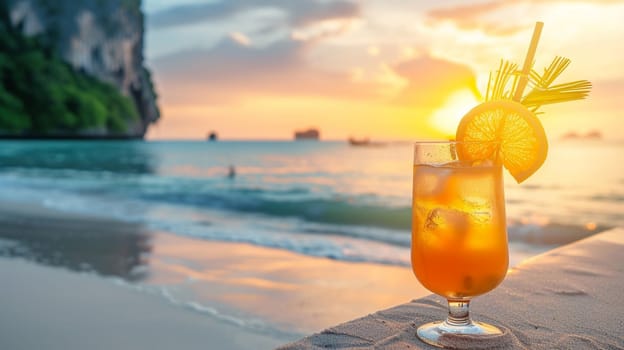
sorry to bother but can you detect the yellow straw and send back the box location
[513,22,544,102]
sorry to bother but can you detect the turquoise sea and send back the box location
[0,139,622,267]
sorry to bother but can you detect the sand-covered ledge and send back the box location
[278,228,624,349]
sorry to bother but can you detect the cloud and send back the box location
[152,36,480,111]
[151,36,377,105]
[537,0,624,3]
[392,55,480,109]
[229,32,251,46]
[428,1,508,20]
[427,0,624,36]
[149,2,481,111]
[148,0,360,29]
[426,1,527,36]
[285,1,360,27]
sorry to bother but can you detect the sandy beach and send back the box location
[0,257,282,350]
[0,200,429,349]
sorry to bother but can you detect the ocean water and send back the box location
[0,140,622,267]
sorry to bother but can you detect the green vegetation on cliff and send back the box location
[0,6,139,136]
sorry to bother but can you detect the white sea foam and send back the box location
[109,276,301,340]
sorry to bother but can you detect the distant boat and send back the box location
[560,130,602,140]
[294,128,320,141]
[348,137,386,147]
[585,130,602,139]
[348,137,370,146]
[560,131,580,140]
[207,131,218,141]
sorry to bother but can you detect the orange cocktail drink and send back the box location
[411,160,508,299]
[409,22,590,348]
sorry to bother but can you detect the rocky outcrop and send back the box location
[6,0,159,137]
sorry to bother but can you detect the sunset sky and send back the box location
[142,0,624,141]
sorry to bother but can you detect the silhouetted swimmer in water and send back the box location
[227,165,236,179]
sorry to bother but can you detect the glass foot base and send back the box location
[417,320,503,348]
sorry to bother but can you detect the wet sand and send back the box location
[0,201,429,349]
[0,257,282,350]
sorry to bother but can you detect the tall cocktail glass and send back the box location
[412,141,508,347]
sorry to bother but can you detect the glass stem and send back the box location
[446,300,472,327]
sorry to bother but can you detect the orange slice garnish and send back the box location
[456,100,548,183]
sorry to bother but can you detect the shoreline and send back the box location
[0,199,430,349]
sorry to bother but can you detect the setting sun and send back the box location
[429,89,480,139]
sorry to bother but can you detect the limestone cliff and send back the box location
[6,0,159,137]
